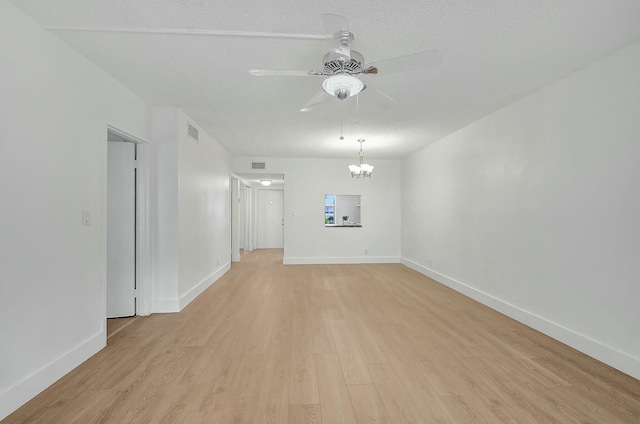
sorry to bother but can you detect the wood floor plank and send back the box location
[549,386,633,424]
[341,311,387,364]
[378,344,462,423]
[315,353,358,424]
[329,319,373,384]
[290,327,320,405]
[289,404,323,424]
[311,317,337,354]
[463,356,586,423]
[4,249,640,424]
[307,282,338,354]
[367,362,426,424]
[212,353,266,423]
[347,384,392,424]
[533,356,640,422]
[253,339,292,424]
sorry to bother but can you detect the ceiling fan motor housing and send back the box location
[322,50,365,75]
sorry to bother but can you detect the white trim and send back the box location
[152,299,181,313]
[283,256,401,265]
[401,257,640,380]
[0,331,105,421]
[135,143,152,316]
[179,262,231,310]
[105,124,151,317]
[106,124,147,144]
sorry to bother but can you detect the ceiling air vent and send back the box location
[251,162,266,170]
[187,123,199,141]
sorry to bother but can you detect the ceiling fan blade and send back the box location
[321,14,351,58]
[372,88,397,106]
[321,14,349,36]
[366,49,442,75]
[300,90,328,112]
[351,86,397,116]
[362,66,378,75]
[249,69,323,77]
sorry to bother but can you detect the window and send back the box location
[325,194,335,224]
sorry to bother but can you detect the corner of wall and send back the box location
[178,262,232,310]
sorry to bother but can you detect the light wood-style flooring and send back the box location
[5,249,640,423]
[107,316,138,339]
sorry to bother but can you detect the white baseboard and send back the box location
[0,331,105,421]
[179,262,231,310]
[283,256,401,265]
[151,299,180,313]
[401,257,640,380]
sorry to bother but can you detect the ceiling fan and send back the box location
[46,14,440,113]
[249,14,442,112]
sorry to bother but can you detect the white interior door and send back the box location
[257,189,284,248]
[239,185,245,250]
[107,141,136,318]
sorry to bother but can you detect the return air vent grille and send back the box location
[187,123,199,141]
[251,162,266,169]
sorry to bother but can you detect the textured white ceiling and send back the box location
[10,0,640,159]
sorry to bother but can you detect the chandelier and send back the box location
[348,139,374,178]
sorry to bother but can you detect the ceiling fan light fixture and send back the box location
[322,74,363,99]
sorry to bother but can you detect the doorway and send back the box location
[230,176,240,262]
[257,189,284,248]
[107,134,137,318]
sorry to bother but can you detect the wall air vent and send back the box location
[187,123,199,141]
[251,162,266,169]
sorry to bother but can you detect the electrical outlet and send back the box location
[364,249,368,255]
[429,258,433,268]
[82,210,91,226]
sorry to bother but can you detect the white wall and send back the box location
[149,107,232,312]
[149,108,180,311]
[177,111,231,307]
[0,2,148,419]
[232,157,402,264]
[401,40,640,379]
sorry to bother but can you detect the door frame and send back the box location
[107,139,136,317]
[103,124,151,330]
[230,176,240,262]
